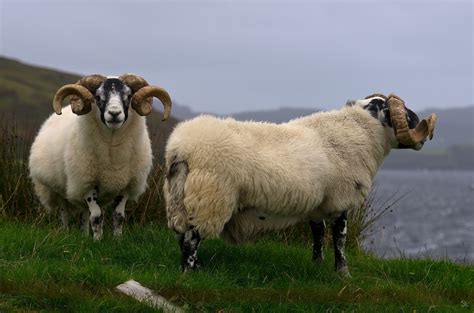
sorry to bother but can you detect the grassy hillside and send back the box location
[0,57,80,119]
[1,220,472,312]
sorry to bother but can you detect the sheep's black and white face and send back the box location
[348,96,423,150]
[95,78,132,130]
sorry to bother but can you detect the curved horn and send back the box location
[53,85,95,115]
[387,94,437,145]
[53,74,106,115]
[131,85,172,119]
[119,74,172,119]
[76,74,107,93]
[119,73,148,91]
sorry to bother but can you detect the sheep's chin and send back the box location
[105,121,124,130]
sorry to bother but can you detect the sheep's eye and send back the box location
[95,96,106,107]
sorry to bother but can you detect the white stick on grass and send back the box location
[116,279,184,313]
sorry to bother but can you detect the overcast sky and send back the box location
[1,0,472,114]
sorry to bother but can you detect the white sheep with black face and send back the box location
[163,93,436,274]
[29,74,172,240]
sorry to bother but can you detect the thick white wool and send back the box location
[164,104,395,242]
[29,104,152,212]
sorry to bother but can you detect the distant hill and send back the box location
[383,145,474,170]
[416,106,474,149]
[169,103,320,123]
[0,57,81,120]
[0,56,179,161]
[165,101,201,120]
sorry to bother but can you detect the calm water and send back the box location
[366,169,474,263]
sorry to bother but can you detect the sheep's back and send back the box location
[166,115,331,216]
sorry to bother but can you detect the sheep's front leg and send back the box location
[84,188,103,241]
[332,211,349,275]
[310,220,325,262]
[113,194,128,237]
[179,227,201,272]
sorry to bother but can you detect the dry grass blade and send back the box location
[347,186,409,249]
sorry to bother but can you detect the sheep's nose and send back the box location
[109,110,121,117]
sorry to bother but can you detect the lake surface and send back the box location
[365,169,474,263]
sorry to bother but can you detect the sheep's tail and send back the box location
[164,157,189,234]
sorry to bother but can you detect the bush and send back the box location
[0,117,40,221]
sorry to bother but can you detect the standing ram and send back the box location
[163,93,436,274]
[29,74,172,240]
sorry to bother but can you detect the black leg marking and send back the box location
[113,195,124,206]
[332,211,349,275]
[113,211,124,227]
[179,228,201,272]
[112,195,127,237]
[92,214,103,226]
[310,220,325,263]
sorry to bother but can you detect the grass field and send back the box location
[1,219,472,312]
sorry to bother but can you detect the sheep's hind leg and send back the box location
[80,210,90,236]
[179,227,201,272]
[56,198,70,230]
[310,220,325,263]
[113,194,128,237]
[60,209,70,230]
[332,211,350,276]
[85,188,103,241]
